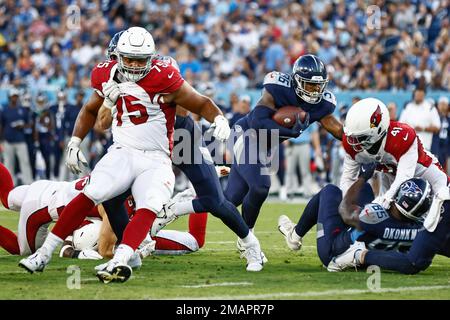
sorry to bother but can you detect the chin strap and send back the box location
[424,186,449,232]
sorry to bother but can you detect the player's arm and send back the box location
[339,162,377,229]
[320,114,343,141]
[163,82,230,141]
[250,89,309,137]
[340,153,361,195]
[376,138,418,208]
[66,91,104,174]
[164,82,221,123]
[97,204,117,259]
[72,91,104,139]
[95,103,113,131]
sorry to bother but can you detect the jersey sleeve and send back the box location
[320,90,337,116]
[153,62,184,94]
[262,71,291,104]
[340,152,360,195]
[90,61,116,98]
[384,122,417,161]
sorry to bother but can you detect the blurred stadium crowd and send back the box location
[0,0,449,198]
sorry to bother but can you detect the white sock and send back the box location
[41,232,64,255]
[113,244,134,263]
[240,231,257,246]
[173,200,195,217]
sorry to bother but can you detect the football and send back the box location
[272,106,307,128]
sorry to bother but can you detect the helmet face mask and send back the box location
[293,74,328,104]
[118,54,153,82]
[346,133,373,152]
[394,179,432,222]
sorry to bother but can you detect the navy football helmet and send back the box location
[292,54,328,104]
[107,30,124,60]
[394,178,432,222]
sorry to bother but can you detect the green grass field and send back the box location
[0,203,449,300]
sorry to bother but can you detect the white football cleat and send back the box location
[127,252,142,270]
[19,247,51,273]
[138,239,156,258]
[327,241,366,272]
[241,241,264,272]
[237,237,268,263]
[172,187,196,203]
[151,203,178,236]
[278,215,302,251]
[96,259,132,284]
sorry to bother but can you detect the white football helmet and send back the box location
[116,27,156,82]
[344,98,390,152]
[72,220,102,251]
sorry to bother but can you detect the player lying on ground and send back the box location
[0,162,207,263]
[328,166,450,274]
[278,164,450,273]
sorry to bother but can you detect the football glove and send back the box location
[102,80,121,105]
[373,195,392,210]
[65,136,88,175]
[211,115,231,141]
[358,162,377,181]
[292,112,310,136]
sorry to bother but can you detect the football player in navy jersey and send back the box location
[278,163,450,274]
[224,54,343,251]
[329,168,450,274]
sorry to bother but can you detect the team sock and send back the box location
[0,225,20,254]
[121,208,156,250]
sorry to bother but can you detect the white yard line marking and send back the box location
[208,241,235,244]
[166,284,450,300]
[180,282,253,289]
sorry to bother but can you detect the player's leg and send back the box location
[0,226,20,254]
[239,163,271,229]
[223,163,249,207]
[189,163,249,239]
[101,189,132,242]
[315,184,352,266]
[19,148,135,272]
[16,142,33,184]
[98,159,175,283]
[0,162,15,208]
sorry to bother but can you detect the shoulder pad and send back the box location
[263,71,291,88]
[359,203,390,224]
[322,90,337,106]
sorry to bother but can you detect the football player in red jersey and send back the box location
[340,97,449,212]
[18,27,263,283]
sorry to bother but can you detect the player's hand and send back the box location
[102,80,121,105]
[292,112,310,136]
[78,249,103,260]
[65,136,88,175]
[373,196,392,210]
[211,115,231,141]
[358,162,377,181]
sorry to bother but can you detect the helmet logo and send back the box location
[370,105,382,128]
[400,181,421,194]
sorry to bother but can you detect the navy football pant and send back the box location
[103,162,250,242]
[178,162,249,238]
[224,162,271,229]
[294,183,375,265]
